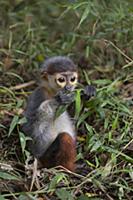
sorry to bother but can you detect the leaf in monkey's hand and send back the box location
[55,105,68,119]
[75,89,82,119]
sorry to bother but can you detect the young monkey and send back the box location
[22,56,78,171]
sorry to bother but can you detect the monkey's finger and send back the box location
[60,94,75,105]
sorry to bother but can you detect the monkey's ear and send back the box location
[40,71,48,79]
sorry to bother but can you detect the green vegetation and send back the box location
[0,0,133,199]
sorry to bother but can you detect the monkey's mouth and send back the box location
[64,85,76,92]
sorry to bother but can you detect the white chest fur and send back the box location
[51,111,75,139]
[33,111,75,157]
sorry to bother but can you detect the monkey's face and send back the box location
[48,71,78,93]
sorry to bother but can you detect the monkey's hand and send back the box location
[82,85,96,101]
[55,89,75,105]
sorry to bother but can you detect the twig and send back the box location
[30,158,40,191]
[10,80,36,90]
[104,40,133,62]
[53,165,85,179]
[0,162,13,171]
[92,18,99,36]
[123,60,133,69]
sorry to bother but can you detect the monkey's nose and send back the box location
[65,85,72,91]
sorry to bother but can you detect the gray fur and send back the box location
[22,89,76,158]
[22,56,77,159]
[41,56,77,74]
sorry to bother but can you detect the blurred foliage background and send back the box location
[0,0,133,200]
[0,0,133,73]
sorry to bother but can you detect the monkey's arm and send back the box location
[37,87,75,121]
[24,87,46,118]
[23,98,58,158]
[22,87,46,134]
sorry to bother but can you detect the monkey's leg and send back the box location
[39,133,76,172]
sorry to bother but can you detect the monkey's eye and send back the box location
[57,77,65,83]
[70,76,76,82]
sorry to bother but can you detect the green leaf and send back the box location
[19,132,26,153]
[77,194,100,200]
[0,172,19,181]
[85,123,95,136]
[75,89,82,119]
[49,173,67,192]
[16,99,24,108]
[101,163,112,178]
[86,160,95,168]
[90,141,102,152]
[77,194,90,200]
[18,194,31,200]
[0,124,6,129]
[19,132,32,153]
[56,188,74,200]
[78,4,90,28]
[77,111,90,128]
[0,195,6,200]
[18,117,27,125]
[8,115,19,136]
[112,114,119,130]
[55,105,68,119]
[119,104,131,115]
[83,70,91,84]
[93,79,112,86]
[120,152,133,163]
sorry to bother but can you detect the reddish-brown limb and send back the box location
[39,132,76,172]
